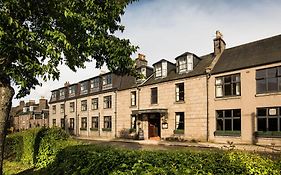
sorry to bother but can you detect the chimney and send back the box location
[64,81,70,87]
[19,101,25,107]
[29,100,35,106]
[39,97,47,110]
[135,53,148,68]
[213,30,226,56]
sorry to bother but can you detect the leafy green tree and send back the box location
[0,0,138,173]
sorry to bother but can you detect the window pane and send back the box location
[233,109,241,117]
[257,108,267,116]
[217,111,223,118]
[224,84,232,96]
[233,119,241,131]
[216,85,223,97]
[215,78,222,85]
[224,76,231,83]
[279,77,281,91]
[268,78,278,92]
[278,67,281,76]
[225,110,232,118]
[268,118,278,131]
[225,119,232,130]
[232,83,239,96]
[256,79,266,93]
[258,118,267,131]
[233,74,240,82]
[216,119,223,130]
[256,69,266,79]
[267,67,277,78]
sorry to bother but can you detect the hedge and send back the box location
[47,145,281,175]
[4,127,78,169]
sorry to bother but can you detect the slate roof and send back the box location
[211,34,281,74]
[141,54,213,87]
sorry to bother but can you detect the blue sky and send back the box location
[12,0,281,106]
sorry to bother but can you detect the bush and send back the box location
[46,145,281,175]
[4,127,78,169]
[5,128,41,164]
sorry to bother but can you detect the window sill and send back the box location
[80,128,87,131]
[130,105,137,108]
[255,92,281,97]
[214,131,241,137]
[215,96,241,101]
[91,109,98,111]
[255,131,281,138]
[150,103,158,106]
[174,101,185,104]
[102,128,112,132]
[90,128,98,131]
[174,129,184,134]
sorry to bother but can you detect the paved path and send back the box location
[74,137,281,154]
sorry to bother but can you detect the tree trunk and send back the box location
[0,79,14,175]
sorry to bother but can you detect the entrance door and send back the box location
[148,114,160,139]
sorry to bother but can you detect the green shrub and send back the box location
[35,128,77,169]
[5,128,41,164]
[46,145,281,175]
[4,127,78,169]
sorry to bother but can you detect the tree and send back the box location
[0,0,138,173]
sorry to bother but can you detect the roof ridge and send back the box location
[224,34,281,52]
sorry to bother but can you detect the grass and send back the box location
[3,161,32,175]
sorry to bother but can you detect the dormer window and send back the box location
[59,89,65,99]
[51,91,57,101]
[69,85,76,97]
[102,74,112,90]
[176,54,194,73]
[141,67,146,77]
[90,78,100,92]
[154,61,168,78]
[155,64,162,78]
[80,82,88,95]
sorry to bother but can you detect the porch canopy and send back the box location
[132,108,168,115]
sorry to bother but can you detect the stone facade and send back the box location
[208,62,281,145]
[11,98,49,131]
[49,33,281,145]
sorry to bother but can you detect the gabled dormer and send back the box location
[152,59,175,78]
[175,52,200,74]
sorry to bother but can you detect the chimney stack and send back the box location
[64,81,70,87]
[213,30,226,56]
[19,101,25,107]
[39,97,47,110]
[135,53,148,68]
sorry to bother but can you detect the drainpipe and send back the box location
[137,86,140,133]
[206,72,211,142]
[75,98,79,136]
[114,90,117,138]
[87,103,90,137]
[98,112,100,137]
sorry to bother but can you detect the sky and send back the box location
[12,0,281,106]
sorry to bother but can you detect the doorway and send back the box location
[148,113,160,139]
